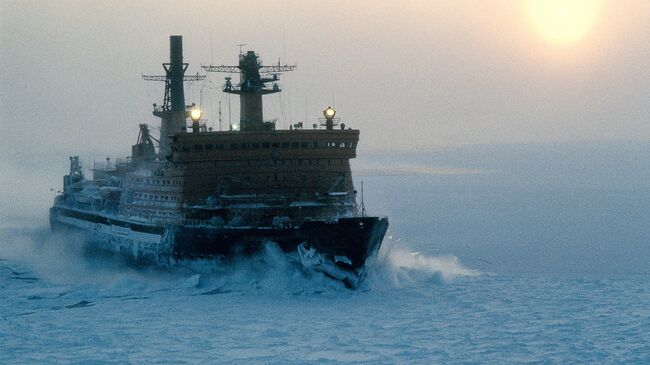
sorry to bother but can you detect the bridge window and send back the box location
[262,143,270,149]
[230,143,238,150]
[205,144,213,150]
[282,142,290,148]
[252,143,260,149]
[194,144,203,151]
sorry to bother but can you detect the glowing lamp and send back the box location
[190,107,202,122]
[323,106,336,119]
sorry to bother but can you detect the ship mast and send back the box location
[143,36,205,156]
[203,52,295,131]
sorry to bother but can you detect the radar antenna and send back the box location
[202,51,295,131]
[236,43,246,55]
[142,72,206,112]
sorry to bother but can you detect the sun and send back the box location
[526,0,602,45]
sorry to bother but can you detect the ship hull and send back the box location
[49,206,388,285]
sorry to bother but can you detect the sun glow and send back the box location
[526,0,602,45]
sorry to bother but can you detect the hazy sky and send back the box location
[1,0,649,156]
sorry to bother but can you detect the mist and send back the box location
[3,2,650,364]
[2,0,650,158]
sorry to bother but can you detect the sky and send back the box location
[1,0,649,157]
[0,0,648,283]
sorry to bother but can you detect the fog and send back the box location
[2,6,650,362]
[1,0,649,157]
[1,1,649,274]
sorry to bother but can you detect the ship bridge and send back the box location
[169,127,359,206]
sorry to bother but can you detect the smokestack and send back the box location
[152,35,188,157]
[169,35,186,113]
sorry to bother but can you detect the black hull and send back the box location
[50,206,388,276]
[174,217,388,270]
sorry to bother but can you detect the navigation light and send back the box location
[323,106,336,119]
[190,107,202,122]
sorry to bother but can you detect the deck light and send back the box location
[323,106,336,119]
[190,107,202,122]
